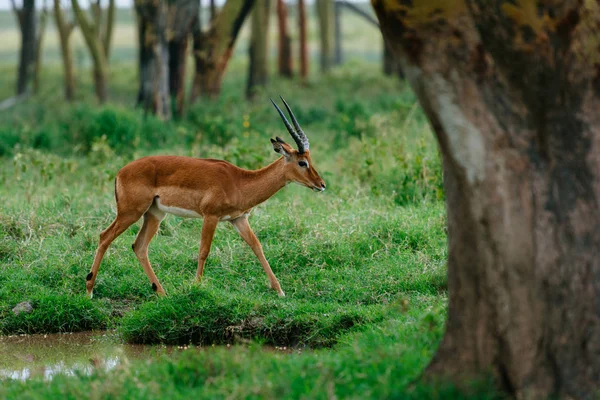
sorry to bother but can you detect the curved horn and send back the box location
[270,98,304,151]
[280,96,309,152]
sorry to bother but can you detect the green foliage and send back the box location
[0,63,446,344]
[0,294,110,334]
[0,303,501,399]
[119,285,384,346]
[0,62,493,398]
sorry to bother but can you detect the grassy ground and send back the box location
[0,17,499,395]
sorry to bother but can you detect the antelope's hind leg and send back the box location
[132,207,166,295]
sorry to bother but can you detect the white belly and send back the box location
[154,198,202,218]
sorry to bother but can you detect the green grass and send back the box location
[0,56,502,397]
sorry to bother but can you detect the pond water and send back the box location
[0,331,181,381]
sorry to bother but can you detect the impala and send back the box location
[86,98,325,298]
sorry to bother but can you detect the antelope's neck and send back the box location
[239,157,287,209]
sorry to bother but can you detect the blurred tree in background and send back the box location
[70,0,115,103]
[53,0,76,100]
[11,0,38,96]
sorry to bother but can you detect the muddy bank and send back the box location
[0,331,177,380]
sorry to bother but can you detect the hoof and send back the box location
[277,290,286,297]
[86,289,93,299]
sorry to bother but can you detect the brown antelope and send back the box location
[86,98,326,298]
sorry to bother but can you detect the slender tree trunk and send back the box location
[298,0,308,80]
[14,0,37,95]
[135,0,170,120]
[246,0,270,99]
[54,0,76,101]
[190,0,255,101]
[71,0,113,103]
[316,0,333,72]
[333,0,341,66]
[33,0,47,94]
[276,0,292,77]
[373,1,600,398]
[103,0,115,59]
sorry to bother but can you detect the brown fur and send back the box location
[86,143,325,298]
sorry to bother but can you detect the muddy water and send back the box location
[0,331,180,381]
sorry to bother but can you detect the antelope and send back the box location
[86,98,326,298]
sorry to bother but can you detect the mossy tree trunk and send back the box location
[54,0,76,101]
[246,0,271,99]
[11,0,37,95]
[190,0,255,101]
[372,0,600,398]
[316,0,333,72]
[71,0,115,103]
[276,0,292,78]
[135,0,170,120]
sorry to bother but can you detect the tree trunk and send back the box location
[103,0,115,59]
[54,0,76,101]
[276,0,292,77]
[316,0,333,72]
[71,0,113,103]
[246,0,270,99]
[135,0,170,120]
[298,0,308,80]
[14,0,37,95]
[33,0,48,94]
[166,0,198,117]
[372,1,600,398]
[209,0,216,22]
[92,64,108,103]
[190,0,255,102]
[190,12,206,102]
[382,41,402,79]
[333,0,341,66]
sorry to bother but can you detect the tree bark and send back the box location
[190,0,255,101]
[246,0,270,99]
[298,0,308,80]
[135,0,170,120]
[316,0,333,72]
[372,0,600,398]
[276,0,292,77]
[13,0,37,95]
[54,0,76,101]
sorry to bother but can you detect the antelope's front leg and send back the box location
[231,216,285,297]
[195,216,219,282]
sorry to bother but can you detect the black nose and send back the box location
[321,183,326,189]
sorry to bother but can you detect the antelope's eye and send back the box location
[298,161,308,168]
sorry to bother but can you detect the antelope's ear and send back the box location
[271,138,291,159]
